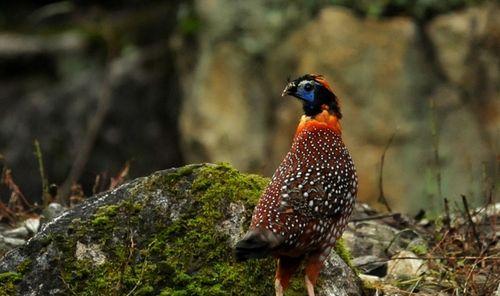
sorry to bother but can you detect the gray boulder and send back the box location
[0,164,362,295]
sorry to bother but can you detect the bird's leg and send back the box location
[305,274,315,296]
[304,253,325,296]
[275,278,284,296]
[275,256,303,296]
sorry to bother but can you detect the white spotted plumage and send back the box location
[251,124,357,257]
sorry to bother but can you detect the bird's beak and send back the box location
[281,81,297,97]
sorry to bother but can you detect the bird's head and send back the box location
[282,74,341,119]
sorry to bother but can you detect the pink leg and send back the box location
[275,256,303,296]
[304,252,327,296]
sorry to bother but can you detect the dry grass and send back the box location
[0,153,130,226]
[419,198,499,295]
[369,195,499,296]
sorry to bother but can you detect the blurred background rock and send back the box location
[0,0,498,214]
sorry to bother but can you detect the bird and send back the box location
[235,74,357,296]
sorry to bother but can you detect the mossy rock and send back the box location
[0,164,362,295]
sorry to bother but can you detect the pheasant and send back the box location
[235,74,357,296]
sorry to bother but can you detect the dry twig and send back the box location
[378,131,397,212]
[461,194,482,251]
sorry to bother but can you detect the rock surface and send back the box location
[0,164,363,296]
[178,3,499,212]
[387,250,427,279]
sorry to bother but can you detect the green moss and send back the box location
[0,272,21,296]
[91,204,119,227]
[0,272,21,282]
[0,258,32,295]
[90,215,111,226]
[0,282,16,296]
[16,259,32,274]
[149,163,277,295]
[409,243,428,256]
[334,238,355,271]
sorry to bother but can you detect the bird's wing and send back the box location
[279,168,351,219]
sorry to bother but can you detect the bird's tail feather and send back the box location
[235,228,284,262]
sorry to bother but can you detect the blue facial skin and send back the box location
[295,83,315,103]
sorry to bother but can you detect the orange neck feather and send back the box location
[295,109,342,137]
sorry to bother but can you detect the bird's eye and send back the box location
[304,83,313,92]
